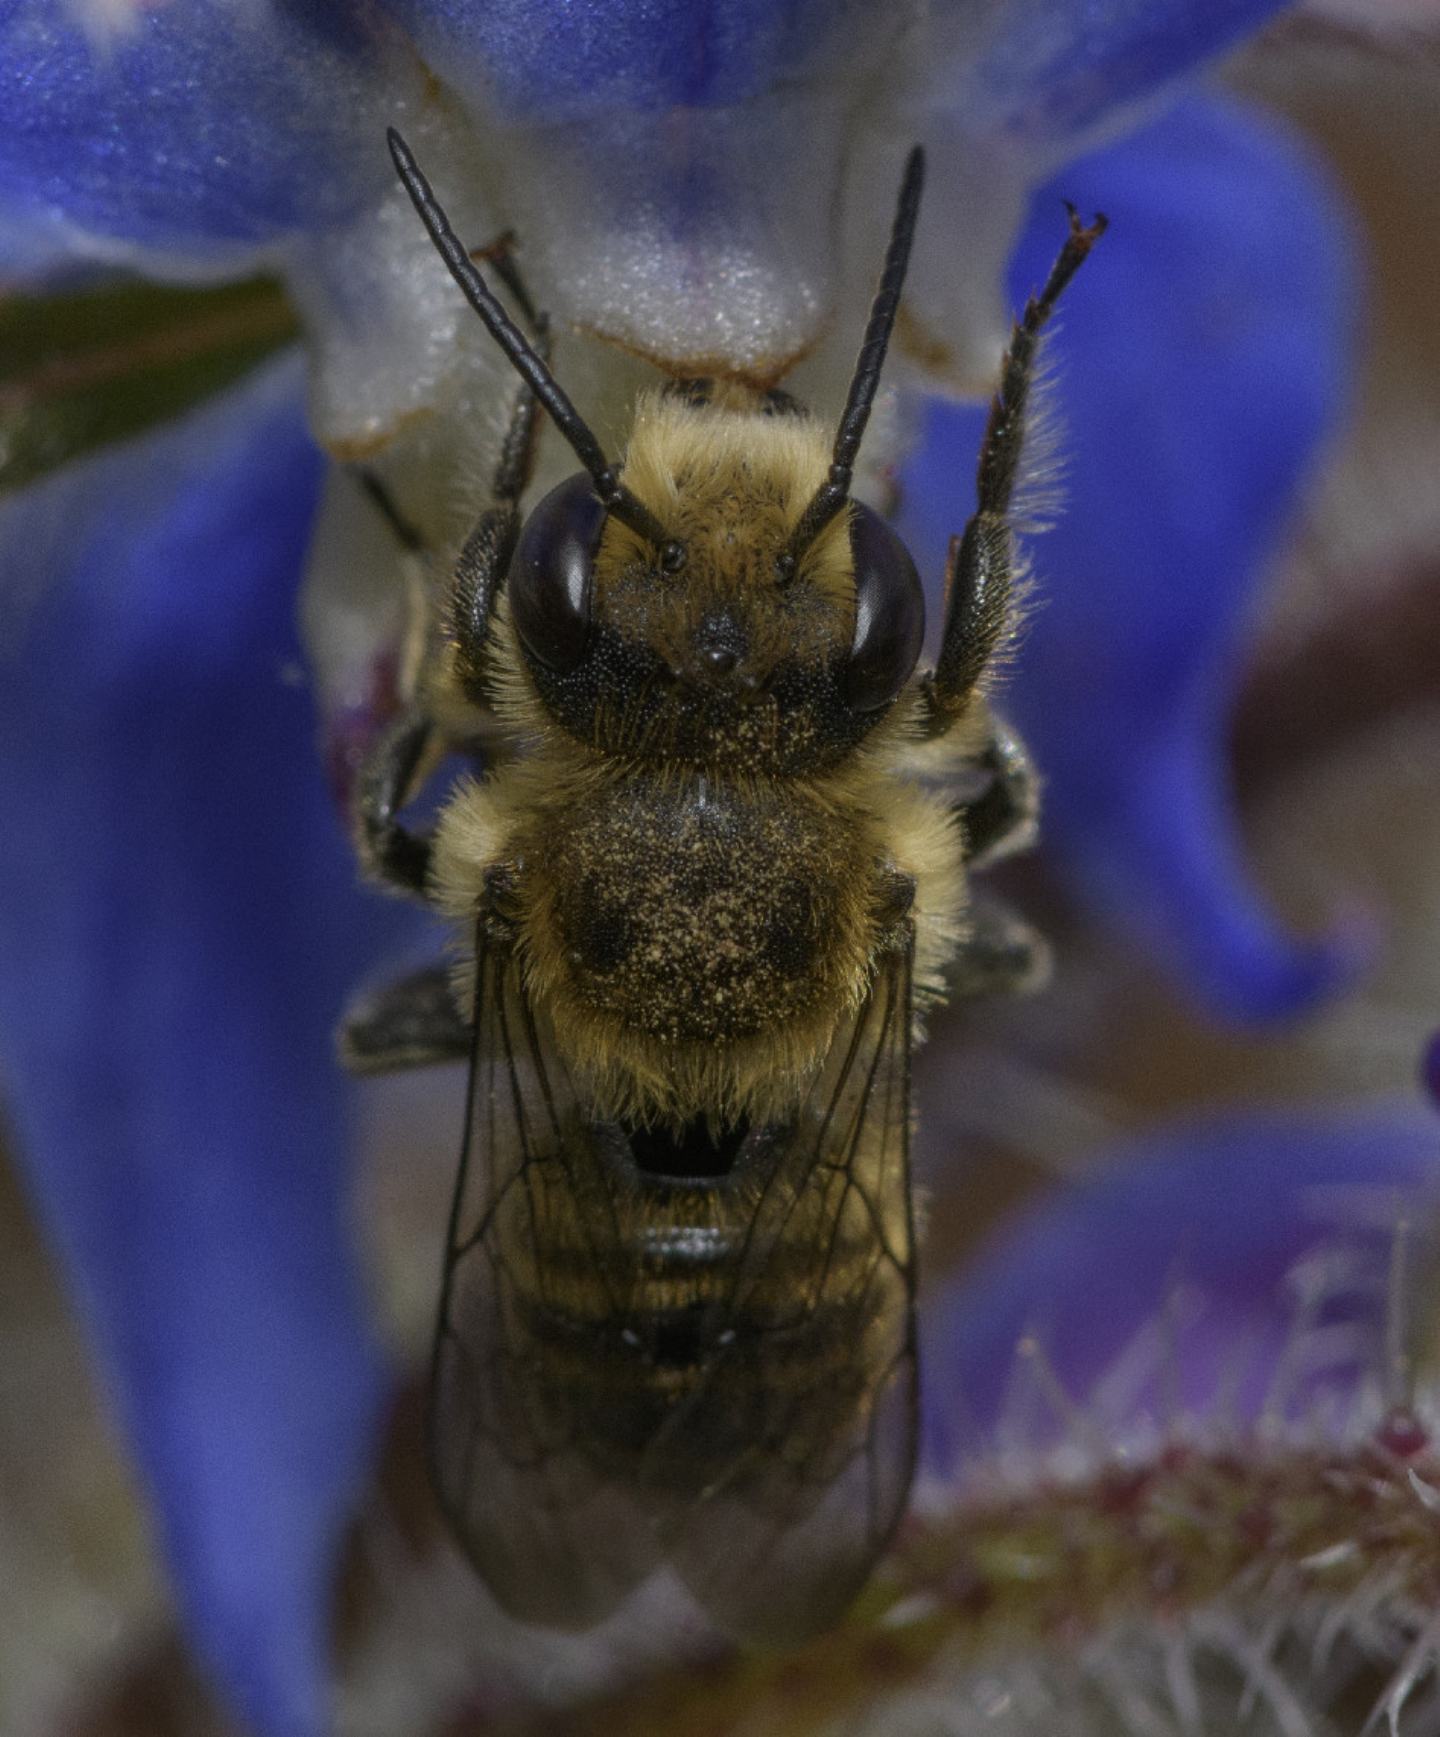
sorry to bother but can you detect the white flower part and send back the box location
[282,96,513,465]
[283,0,1105,467]
[63,0,150,46]
[897,154,1027,400]
[299,465,414,733]
[474,90,850,381]
[400,4,933,381]
[839,122,1030,400]
[289,0,1104,759]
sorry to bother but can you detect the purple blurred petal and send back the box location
[960,0,1293,140]
[0,195,91,282]
[378,0,866,120]
[374,2,1294,379]
[0,358,405,1737]
[381,0,1288,130]
[0,1,401,267]
[922,1103,1440,1473]
[901,94,1362,1022]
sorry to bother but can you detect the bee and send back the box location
[340,126,1103,1640]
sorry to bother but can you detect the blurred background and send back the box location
[2,14,1439,1737]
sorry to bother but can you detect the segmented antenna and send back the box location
[387,127,675,552]
[783,146,925,571]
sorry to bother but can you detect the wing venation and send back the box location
[429,921,918,1639]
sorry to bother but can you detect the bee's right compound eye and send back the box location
[508,472,606,672]
[841,502,926,712]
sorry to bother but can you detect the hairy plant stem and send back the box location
[466,1416,1440,1737]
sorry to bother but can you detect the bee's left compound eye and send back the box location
[508,472,606,673]
[841,502,926,712]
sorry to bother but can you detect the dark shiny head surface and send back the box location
[509,388,926,772]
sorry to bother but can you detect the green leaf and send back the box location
[0,275,299,497]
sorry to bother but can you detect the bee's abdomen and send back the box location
[520,1273,883,1489]
[533,774,869,1045]
[494,1151,894,1491]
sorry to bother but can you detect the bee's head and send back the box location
[504,387,925,771]
[387,130,927,771]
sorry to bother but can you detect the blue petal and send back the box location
[376,0,865,120]
[901,95,1362,1023]
[0,2,397,261]
[0,194,89,281]
[921,1103,1440,1473]
[372,1,880,375]
[380,0,1287,129]
[0,359,403,1737]
[964,0,1293,141]
[374,3,1295,381]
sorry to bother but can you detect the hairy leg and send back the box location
[945,890,1051,1001]
[919,207,1106,739]
[350,242,547,897]
[955,714,1039,870]
[339,962,471,1073]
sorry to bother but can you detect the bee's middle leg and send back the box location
[955,714,1038,870]
[339,961,471,1073]
[449,284,548,702]
[353,494,529,900]
[350,288,547,898]
[353,705,442,898]
[946,889,1051,1000]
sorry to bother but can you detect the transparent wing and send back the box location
[428,922,660,1627]
[431,923,918,1641]
[659,935,919,1642]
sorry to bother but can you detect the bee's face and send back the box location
[505,389,925,773]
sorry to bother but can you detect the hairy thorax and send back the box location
[541,773,862,1042]
[432,696,970,1129]
[515,767,879,1122]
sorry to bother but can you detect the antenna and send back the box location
[387,127,675,553]
[783,146,925,571]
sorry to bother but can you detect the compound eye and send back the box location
[508,472,606,672]
[841,501,926,712]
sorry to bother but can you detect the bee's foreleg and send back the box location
[352,285,551,893]
[919,511,1014,739]
[449,294,550,702]
[946,890,1050,1000]
[337,961,471,1074]
[447,504,521,702]
[919,205,1106,739]
[954,714,1038,870]
[353,704,439,899]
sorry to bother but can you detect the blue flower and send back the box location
[923,1103,1440,1475]
[0,357,408,1737]
[0,3,1374,1732]
[900,92,1362,1023]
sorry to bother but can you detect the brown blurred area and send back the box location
[3,21,1438,1736]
